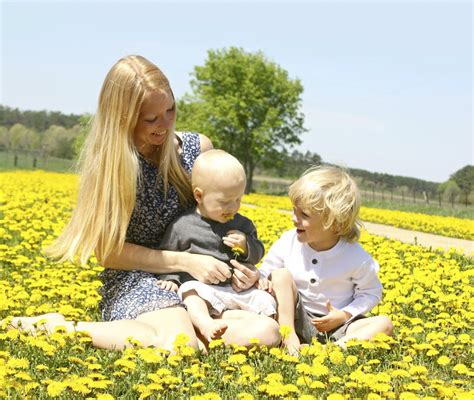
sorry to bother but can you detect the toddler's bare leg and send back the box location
[270,268,301,353]
[336,315,393,348]
[182,290,228,343]
[217,310,280,347]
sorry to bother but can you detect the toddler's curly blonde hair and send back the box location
[289,165,362,242]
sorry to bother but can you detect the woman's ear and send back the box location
[193,187,203,203]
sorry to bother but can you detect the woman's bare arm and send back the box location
[102,242,232,284]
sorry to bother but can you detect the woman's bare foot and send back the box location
[4,313,72,334]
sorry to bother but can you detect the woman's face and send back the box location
[133,89,176,157]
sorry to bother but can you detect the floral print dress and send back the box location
[99,132,200,321]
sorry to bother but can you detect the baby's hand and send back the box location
[223,229,248,257]
[156,280,179,292]
[257,277,273,295]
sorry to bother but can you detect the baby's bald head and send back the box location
[192,150,247,223]
[192,149,246,193]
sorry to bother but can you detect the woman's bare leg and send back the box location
[4,307,199,352]
[270,268,300,352]
[216,309,280,347]
[134,307,199,351]
[182,290,228,342]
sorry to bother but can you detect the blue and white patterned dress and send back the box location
[99,132,201,321]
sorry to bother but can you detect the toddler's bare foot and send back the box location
[200,320,228,342]
[283,332,302,356]
[5,313,71,334]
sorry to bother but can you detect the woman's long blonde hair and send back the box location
[47,55,193,265]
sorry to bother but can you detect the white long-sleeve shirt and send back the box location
[259,229,382,318]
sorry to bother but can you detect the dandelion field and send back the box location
[243,194,474,241]
[0,171,473,399]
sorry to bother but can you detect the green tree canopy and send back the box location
[177,47,306,192]
[439,180,461,205]
[451,165,474,205]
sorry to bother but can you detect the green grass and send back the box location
[0,151,75,173]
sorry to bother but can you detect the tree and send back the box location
[451,165,474,206]
[439,180,461,207]
[177,47,306,192]
[8,123,39,152]
[0,126,9,149]
[41,125,79,159]
[73,114,93,157]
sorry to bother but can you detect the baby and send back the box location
[159,149,276,344]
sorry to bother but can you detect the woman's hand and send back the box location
[229,259,260,292]
[184,253,232,284]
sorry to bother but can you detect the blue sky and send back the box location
[1,0,472,182]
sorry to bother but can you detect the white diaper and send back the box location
[178,281,276,317]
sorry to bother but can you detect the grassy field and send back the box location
[0,151,75,173]
[0,171,473,399]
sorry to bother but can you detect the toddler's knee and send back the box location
[252,318,281,347]
[378,315,393,336]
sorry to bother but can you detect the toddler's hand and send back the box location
[311,300,352,332]
[257,277,274,295]
[156,280,179,292]
[223,229,247,257]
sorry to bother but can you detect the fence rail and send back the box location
[252,176,472,211]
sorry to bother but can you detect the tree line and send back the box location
[0,47,472,204]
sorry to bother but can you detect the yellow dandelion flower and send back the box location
[209,339,224,349]
[232,246,245,257]
[113,358,136,370]
[437,356,450,366]
[279,325,292,340]
[405,382,423,391]
[46,381,66,397]
[6,357,29,369]
[453,364,469,375]
[96,395,115,400]
[228,354,247,364]
[345,355,358,366]
[309,380,326,389]
[14,371,32,381]
[329,350,344,365]
[327,394,345,400]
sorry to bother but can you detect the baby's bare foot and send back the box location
[5,313,69,334]
[201,321,228,342]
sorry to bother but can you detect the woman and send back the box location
[8,55,280,351]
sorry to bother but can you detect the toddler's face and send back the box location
[292,203,339,251]
[196,182,245,223]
